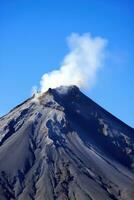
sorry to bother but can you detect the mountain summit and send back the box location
[0,86,134,200]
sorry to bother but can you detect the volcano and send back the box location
[0,86,134,200]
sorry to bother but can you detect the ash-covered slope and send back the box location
[0,86,134,200]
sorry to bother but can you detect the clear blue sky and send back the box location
[0,0,134,127]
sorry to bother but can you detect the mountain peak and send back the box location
[0,86,134,200]
[46,85,80,99]
[33,85,81,108]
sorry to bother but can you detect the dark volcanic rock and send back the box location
[0,85,134,200]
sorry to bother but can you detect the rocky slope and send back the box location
[0,85,134,200]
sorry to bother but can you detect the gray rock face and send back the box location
[0,85,134,200]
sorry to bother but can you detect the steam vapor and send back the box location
[35,33,108,94]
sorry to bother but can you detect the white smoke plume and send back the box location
[39,33,108,93]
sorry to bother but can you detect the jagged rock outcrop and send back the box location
[0,86,134,200]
